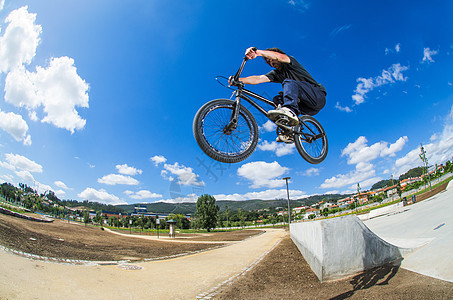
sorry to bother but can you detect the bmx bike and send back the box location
[193,57,328,164]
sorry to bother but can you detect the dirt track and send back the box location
[0,213,261,261]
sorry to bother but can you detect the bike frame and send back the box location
[225,58,292,134]
[232,57,276,112]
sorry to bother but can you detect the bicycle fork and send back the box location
[223,91,241,135]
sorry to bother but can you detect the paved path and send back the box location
[103,227,230,244]
[365,181,453,282]
[0,228,284,299]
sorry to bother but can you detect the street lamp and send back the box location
[283,177,291,228]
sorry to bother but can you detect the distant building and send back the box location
[400,177,422,190]
[134,205,147,214]
[293,206,308,214]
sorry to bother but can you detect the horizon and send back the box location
[0,1,452,206]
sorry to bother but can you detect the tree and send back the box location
[196,194,219,232]
[225,205,231,229]
[83,211,91,227]
[238,209,246,228]
[446,160,452,173]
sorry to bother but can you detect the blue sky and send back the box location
[0,0,452,205]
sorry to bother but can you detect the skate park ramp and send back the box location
[291,179,453,282]
[290,215,413,282]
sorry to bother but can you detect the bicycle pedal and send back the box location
[275,116,290,126]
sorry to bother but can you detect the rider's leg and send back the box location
[268,80,300,125]
[295,81,326,116]
[281,79,302,115]
[272,91,284,107]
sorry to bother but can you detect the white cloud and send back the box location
[161,162,204,186]
[422,47,438,63]
[394,105,453,176]
[393,147,420,176]
[352,63,408,105]
[98,174,139,186]
[54,189,66,198]
[0,6,89,135]
[335,102,352,112]
[385,43,401,55]
[5,57,89,133]
[157,193,199,204]
[15,169,35,182]
[342,136,408,165]
[124,190,162,200]
[4,153,42,173]
[320,163,376,189]
[54,180,70,190]
[0,6,41,73]
[259,120,277,133]
[0,110,31,145]
[150,155,167,166]
[237,161,289,189]
[321,136,407,190]
[33,181,53,195]
[302,167,320,176]
[78,188,124,205]
[288,0,311,12]
[330,24,352,37]
[214,188,307,201]
[0,174,14,183]
[116,164,142,176]
[257,140,295,157]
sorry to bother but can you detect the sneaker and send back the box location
[267,106,299,126]
[276,134,294,144]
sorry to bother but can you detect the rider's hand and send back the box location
[245,47,258,60]
[228,76,236,86]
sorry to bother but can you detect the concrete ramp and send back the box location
[290,215,413,282]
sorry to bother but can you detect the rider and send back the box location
[231,47,326,143]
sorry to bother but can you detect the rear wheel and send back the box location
[193,99,259,163]
[294,115,328,164]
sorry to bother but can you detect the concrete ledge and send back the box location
[290,215,411,282]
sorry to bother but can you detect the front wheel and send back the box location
[193,99,259,163]
[294,115,328,164]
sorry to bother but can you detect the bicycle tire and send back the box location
[294,115,328,164]
[193,99,259,163]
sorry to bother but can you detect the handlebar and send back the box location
[233,57,248,81]
[225,47,258,87]
[227,57,248,87]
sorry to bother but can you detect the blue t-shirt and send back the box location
[265,56,326,94]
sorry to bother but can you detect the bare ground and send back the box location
[215,235,453,299]
[0,213,261,261]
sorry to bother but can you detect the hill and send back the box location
[116,194,349,215]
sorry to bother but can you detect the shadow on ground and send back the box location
[330,260,401,299]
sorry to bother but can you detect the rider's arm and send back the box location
[239,75,270,85]
[245,47,290,64]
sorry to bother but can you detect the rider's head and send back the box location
[263,48,286,70]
